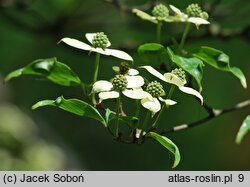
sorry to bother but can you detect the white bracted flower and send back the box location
[59,32,133,61]
[140,66,203,104]
[141,81,177,116]
[92,75,149,103]
[169,5,210,28]
[132,4,173,24]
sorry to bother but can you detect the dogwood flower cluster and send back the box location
[140,66,203,104]
[60,32,133,61]
[169,4,209,28]
[141,80,177,116]
[92,74,149,103]
[92,63,177,116]
[132,3,173,24]
[133,3,210,28]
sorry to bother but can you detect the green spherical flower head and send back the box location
[186,3,202,17]
[146,81,164,98]
[112,75,128,91]
[200,11,209,20]
[92,32,110,49]
[152,4,169,18]
[119,62,130,75]
[171,68,186,82]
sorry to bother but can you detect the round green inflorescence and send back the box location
[200,11,209,20]
[186,3,202,17]
[119,62,130,75]
[152,4,169,18]
[92,32,110,49]
[146,81,164,98]
[112,75,128,91]
[171,68,186,82]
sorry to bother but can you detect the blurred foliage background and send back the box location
[0,0,249,170]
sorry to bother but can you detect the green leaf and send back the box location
[132,9,157,24]
[32,96,107,127]
[167,47,203,92]
[147,132,181,168]
[138,43,164,53]
[193,46,247,88]
[230,67,247,89]
[236,115,250,144]
[5,58,81,86]
[138,43,168,65]
[105,109,138,129]
[105,108,114,125]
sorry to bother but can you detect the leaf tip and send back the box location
[242,82,247,89]
[132,8,137,13]
[235,138,241,145]
[31,103,39,110]
[3,76,10,83]
[172,163,178,169]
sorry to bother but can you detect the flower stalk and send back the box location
[92,53,101,104]
[138,110,151,144]
[156,21,162,43]
[129,100,141,139]
[179,22,191,51]
[152,85,175,129]
[93,53,101,83]
[114,95,121,139]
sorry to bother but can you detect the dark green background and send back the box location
[0,0,249,170]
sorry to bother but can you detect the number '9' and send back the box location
[238,174,244,182]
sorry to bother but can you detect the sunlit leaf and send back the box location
[230,67,247,89]
[236,115,250,144]
[32,96,106,127]
[167,47,203,92]
[147,132,181,168]
[138,43,164,53]
[193,46,247,88]
[5,58,81,86]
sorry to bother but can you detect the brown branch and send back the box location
[158,99,250,135]
[110,99,250,144]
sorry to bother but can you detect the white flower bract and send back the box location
[164,73,186,87]
[141,97,161,115]
[59,33,133,61]
[141,96,177,116]
[169,5,210,28]
[133,5,209,29]
[140,80,177,116]
[140,66,204,104]
[92,76,149,103]
[132,8,173,24]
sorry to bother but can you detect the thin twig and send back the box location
[158,99,250,135]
